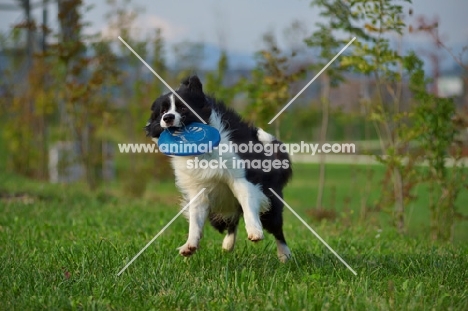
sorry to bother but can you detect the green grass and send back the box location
[1,164,467,310]
[284,164,468,243]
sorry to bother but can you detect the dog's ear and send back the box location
[188,75,203,92]
[146,97,164,137]
[180,76,190,88]
[180,75,203,93]
[151,96,164,114]
[151,100,158,113]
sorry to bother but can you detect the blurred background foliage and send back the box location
[0,0,467,241]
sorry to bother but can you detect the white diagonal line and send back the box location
[269,188,357,276]
[117,36,207,124]
[268,37,356,124]
[117,188,206,276]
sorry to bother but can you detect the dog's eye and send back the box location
[181,107,188,112]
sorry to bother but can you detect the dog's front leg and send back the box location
[229,179,264,242]
[178,190,209,257]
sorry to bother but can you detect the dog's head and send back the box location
[145,75,211,138]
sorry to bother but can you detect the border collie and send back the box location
[145,75,292,262]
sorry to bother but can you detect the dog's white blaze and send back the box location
[160,94,183,128]
[257,128,275,144]
[172,110,270,251]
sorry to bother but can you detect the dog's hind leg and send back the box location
[178,188,209,257]
[262,191,291,263]
[222,216,240,252]
[209,213,240,252]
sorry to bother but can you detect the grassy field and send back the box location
[1,163,467,310]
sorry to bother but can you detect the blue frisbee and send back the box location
[158,122,221,156]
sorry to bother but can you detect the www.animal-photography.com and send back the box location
[1,0,467,310]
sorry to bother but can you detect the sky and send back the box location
[1,0,467,58]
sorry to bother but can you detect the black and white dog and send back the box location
[145,75,292,262]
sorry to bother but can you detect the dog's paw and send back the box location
[178,243,198,257]
[247,228,264,242]
[278,253,291,263]
[277,242,291,263]
[222,233,236,252]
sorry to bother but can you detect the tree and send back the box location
[310,0,467,238]
[246,32,305,139]
[305,23,346,210]
[51,0,121,188]
[311,0,414,232]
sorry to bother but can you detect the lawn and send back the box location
[0,163,467,310]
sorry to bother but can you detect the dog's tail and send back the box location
[257,128,293,186]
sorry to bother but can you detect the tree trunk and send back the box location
[275,119,280,140]
[316,74,330,209]
[393,167,405,233]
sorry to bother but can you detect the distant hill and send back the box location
[165,42,256,70]
[165,40,467,73]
